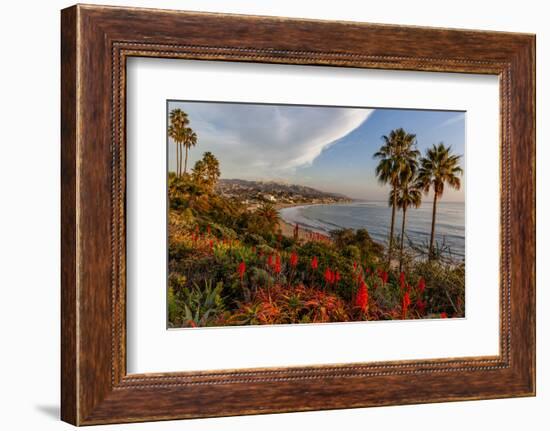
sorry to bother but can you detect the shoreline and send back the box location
[276,201,465,263]
[274,200,353,211]
[276,202,334,241]
[278,217,330,242]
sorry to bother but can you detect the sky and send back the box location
[167,101,465,202]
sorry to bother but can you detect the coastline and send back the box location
[275,202,334,241]
[276,200,466,261]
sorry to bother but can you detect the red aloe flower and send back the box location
[237,261,246,280]
[365,267,371,275]
[290,251,298,267]
[399,272,406,290]
[378,268,388,284]
[267,254,273,267]
[440,312,448,319]
[324,268,333,284]
[355,280,369,313]
[274,255,281,274]
[209,239,214,250]
[353,261,358,271]
[402,291,411,319]
[311,256,318,270]
[416,299,426,314]
[417,277,426,293]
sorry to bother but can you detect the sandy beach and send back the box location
[276,203,332,242]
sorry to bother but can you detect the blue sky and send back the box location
[168,101,465,202]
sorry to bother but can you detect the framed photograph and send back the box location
[61,4,535,425]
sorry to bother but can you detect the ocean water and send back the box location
[279,201,465,259]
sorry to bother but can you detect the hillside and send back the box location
[216,178,352,207]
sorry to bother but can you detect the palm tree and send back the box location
[417,143,463,259]
[202,151,220,189]
[191,152,220,192]
[391,172,422,271]
[168,109,189,177]
[182,129,197,175]
[373,128,419,263]
[256,203,280,233]
[191,159,207,186]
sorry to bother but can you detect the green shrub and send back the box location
[412,260,465,317]
[178,279,226,327]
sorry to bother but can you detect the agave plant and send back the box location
[180,279,225,327]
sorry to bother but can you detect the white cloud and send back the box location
[168,102,372,179]
[436,112,465,129]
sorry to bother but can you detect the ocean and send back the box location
[279,201,465,259]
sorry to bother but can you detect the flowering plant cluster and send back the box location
[168,174,464,328]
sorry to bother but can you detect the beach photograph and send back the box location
[167,100,465,328]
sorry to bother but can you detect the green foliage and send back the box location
[192,151,221,191]
[248,267,274,289]
[331,228,384,262]
[170,279,225,327]
[242,232,267,247]
[413,260,465,317]
[243,204,280,240]
[342,244,361,261]
[167,287,179,327]
[166,143,464,327]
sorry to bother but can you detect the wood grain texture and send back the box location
[60,5,78,425]
[60,4,536,425]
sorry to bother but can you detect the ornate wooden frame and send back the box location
[61,4,535,425]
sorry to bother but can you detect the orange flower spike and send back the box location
[355,280,369,313]
[311,256,319,270]
[237,261,246,280]
[401,291,411,319]
[274,255,282,274]
[324,268,333,284]
[290,251,299,267]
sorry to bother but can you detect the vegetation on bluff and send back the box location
[167,109,464,328]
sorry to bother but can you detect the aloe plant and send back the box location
[180,279,225,327]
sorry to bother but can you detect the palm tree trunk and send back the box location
[399,206,407,272]
[175,142,180,177]
[429,193,438,259]
[179,143,182,176]
[388,184,397,264]
[184,146,189,174]
[179,143,183,176]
